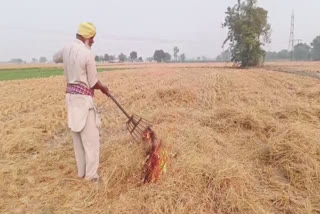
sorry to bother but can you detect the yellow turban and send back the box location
[77,22,96,39]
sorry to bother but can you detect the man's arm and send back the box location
[92,80,110,96]
[87,54,110,96]
[53,49,63,63]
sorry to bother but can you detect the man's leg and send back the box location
[71,131,86,178]
[80,109,100,180]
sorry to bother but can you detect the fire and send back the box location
[142,127,168,183]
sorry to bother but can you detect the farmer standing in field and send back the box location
[53,22,109,182]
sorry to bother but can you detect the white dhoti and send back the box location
[66,94,101,180]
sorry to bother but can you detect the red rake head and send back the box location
[126,114,152,143]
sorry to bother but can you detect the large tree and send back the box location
[130,51,138,62]
[311,36,320,61]
[153,50,165,62]
[223,0,271,67]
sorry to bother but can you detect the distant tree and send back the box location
[265,52,278,61]
[173,46,180,61]
[118,53,127,62]
[180,53,186,62]
[104,54,110,62]
[130,51,138,62]
[164,52,171,62]
[146,57,154,62]
[293,43,311,61]
[98,56,104,62]
[9,58,25,64]
[311,36,320,61]
[95,55,100,62]
[265,49,290,61]
[153,50,165,62]
[223,0,271,67]
[138,57,143,62]
[197,57,201,61]
[39,57,47,63]
[216,50,231,62]
[109,55,115,62]
[32,58,38,63]
[201,56,208,61]
[277,49,290,60]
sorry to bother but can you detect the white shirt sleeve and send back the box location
[86,53,98,88]
[53,48,64,63]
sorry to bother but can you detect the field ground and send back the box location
[1,62,320,213]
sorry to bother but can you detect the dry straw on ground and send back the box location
[1,62,320,213]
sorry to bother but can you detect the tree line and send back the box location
[95,47,186,63]
[216,35,320,62]
[266,36,320,61]
[8,57,48,64]
[95,51,143,63]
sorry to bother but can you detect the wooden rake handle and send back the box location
[108,93,131,120]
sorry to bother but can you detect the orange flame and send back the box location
[142,127,168,183]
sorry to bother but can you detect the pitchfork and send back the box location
[108,93,152,142]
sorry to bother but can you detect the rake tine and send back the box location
[131,131,142,143]
[108,93,153,142]
[141,121,152,127]
[134,114,152,125]
[132,122,146,134]
[130,128,144,140]
[133,119,151,130]
[130,117,142,133]
[135,120,150,129]
[127,119,146,134]
[127,123,136,135]
[126,120,136,131]
[127,122,144,137]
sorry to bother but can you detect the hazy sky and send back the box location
[1,0,319,61]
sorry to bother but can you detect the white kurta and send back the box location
[53,39,101,180]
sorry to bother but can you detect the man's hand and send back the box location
[92,80,110,97]
[101,85,110,97]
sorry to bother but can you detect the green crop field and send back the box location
[0,67,128,81]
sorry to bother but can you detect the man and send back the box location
[53,22,109,182]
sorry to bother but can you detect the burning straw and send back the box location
[141,127,168,183]
[108,93,168,183]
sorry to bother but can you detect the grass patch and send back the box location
[0,67,128,81]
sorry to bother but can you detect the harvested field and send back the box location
[1,62,320,213]
[265,61,320,80]
[266,61,320,73]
